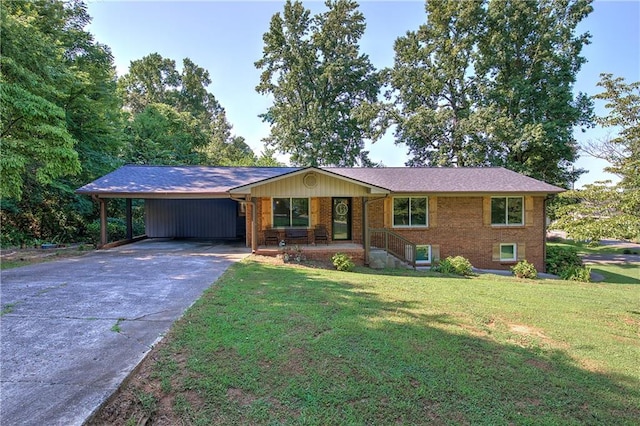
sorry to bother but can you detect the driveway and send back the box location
[0,239,250,426]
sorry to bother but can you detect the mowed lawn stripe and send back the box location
[91,258,640,425]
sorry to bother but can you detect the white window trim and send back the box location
[491,196,524,226]
[415,244,431,265]
[272,197,310,228]
[392,196,429,228]
[500,243,517,262]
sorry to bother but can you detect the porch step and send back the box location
[369,249,410,269]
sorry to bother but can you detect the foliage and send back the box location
[281,245,306,264]
[553,182,640,242]
[511,260,538,279]
[1,0,81,200]
[388,0,593,187]
[545,245,583,276]
[119,53,254,166]
[331,252,355,271]
[85,217,144,245]
[91,260,640,424]
[389,0,489,167]
[583,73,640,189]
[255,0,381,166]
[556,74,640,241]
[432,255,473,276]
[560,265,592,282]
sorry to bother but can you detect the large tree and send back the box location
[390,0,490,167]
[255,0,381,166]
[118,53,252,166]
[553,74,640,242]
[1,0,124,244]
[390,0,593,186]
[478,0,593,186]
[1,0,80,200]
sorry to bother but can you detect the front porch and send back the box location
[255,242,365,264]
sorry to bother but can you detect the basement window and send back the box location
[500,243,517,262]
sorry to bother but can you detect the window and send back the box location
[491,197,523,226]
[393,197,428,227]
[416,245,431,265]
[500,243,517,261]
[272,198,309,228]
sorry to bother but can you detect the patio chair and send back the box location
[314,224,329,245]
[264,229,279,246]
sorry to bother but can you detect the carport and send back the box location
[76,165,294,248]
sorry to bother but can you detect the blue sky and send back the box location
[86,0,639,187]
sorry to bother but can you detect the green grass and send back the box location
[116,259,640,425]
[589,264,640,284]
[548,239,639,255]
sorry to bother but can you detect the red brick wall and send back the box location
[367,196,547,271]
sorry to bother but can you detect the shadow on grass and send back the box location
[590,263,640,285]
[109,260,640,425]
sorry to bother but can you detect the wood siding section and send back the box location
[311,197,320,226]
[429,196,437,227]
[251,172,370,197]
[261,198,271,229]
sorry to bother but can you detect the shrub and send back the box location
[433,256,473,276]
[560,265,592,282]
[545,246,582,276]
[511,260,538,279]
[331,252,355,272]
[85,218,127,244]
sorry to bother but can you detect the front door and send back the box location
[332,197,351,240]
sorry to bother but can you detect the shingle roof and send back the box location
[329,167,564,194]
[76,165,564,197]
[76,165,298,197]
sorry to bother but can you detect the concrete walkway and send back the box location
[0,239,250,426]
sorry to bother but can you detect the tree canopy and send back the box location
[255,0,381,166]
[389,0,593,187]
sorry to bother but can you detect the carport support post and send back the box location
[125,199,133,240]
[99,198,108,248]
[251,197,257,252]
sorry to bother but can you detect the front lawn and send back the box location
[90,259,640,425]
[589,264,640,284]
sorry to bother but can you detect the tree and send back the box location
[255,0,381,166]
[390,0,490,167]
[553,74,640,242]
[388,0,593,187]
[1,0,80,200]
[582,73,640,188]
[1,0,124,245]
[478,0,593,186]
[118,53,250,166]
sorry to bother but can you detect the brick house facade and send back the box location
[78,165,563,272]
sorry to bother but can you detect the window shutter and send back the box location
[384,197,392,228]
[483,197,491,226]
[492,243,501,261]
[261,198,271,229]
[525,196,534,226]
[311,197,320,226]
[428,196,437,228]
[431,244,440,262]
[517,243,526,260]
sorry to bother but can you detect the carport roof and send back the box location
[76,165,299,198]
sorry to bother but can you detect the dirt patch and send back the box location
[1,245,93,269]
[509,324,549,339]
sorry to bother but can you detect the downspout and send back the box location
[363,195,388,266]
[230,195,257,252]
[543,195,554,273]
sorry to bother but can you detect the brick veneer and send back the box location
[368,196,547,271]
[249,195,547,272]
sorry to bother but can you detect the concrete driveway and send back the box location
[0,239,250,426]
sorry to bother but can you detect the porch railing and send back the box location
[368,228,416,268]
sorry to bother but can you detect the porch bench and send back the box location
[285,228,309,245]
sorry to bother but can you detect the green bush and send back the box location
[511,260,538,279]
[560,265,592,282]
[331,252,355,272]
[545,245,583,275]
[86,218,127,244]
[433,256,473,276]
